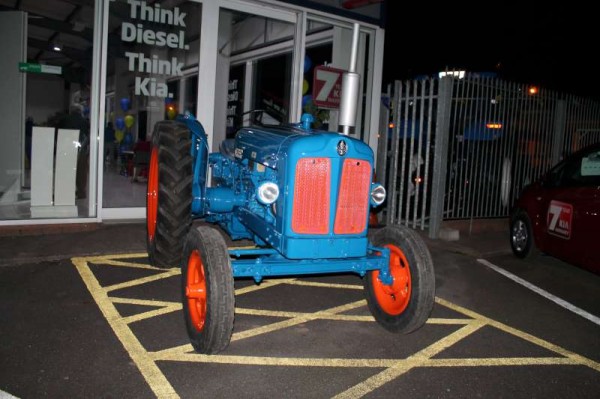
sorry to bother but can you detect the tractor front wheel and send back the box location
[365,225,435,333]
[147,121,193,268]
[182,225,235,354]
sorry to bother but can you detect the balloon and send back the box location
[302,94,312,107]
[120,98,130,112]
[303,55,312,74]
[115,129,124,143]
[115,117,125,130]
[123,133,133,145]
[124,114,135,129]
[302,79,309,95]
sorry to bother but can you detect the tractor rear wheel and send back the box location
[147,121,193,268]
[182,225,235,354]
[365,225,435,333]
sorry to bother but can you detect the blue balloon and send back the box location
[304,55,312,74]
[302,94,313,107]
[115,117,125,130]
[120,98,130,112]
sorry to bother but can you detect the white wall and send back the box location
[26,74,65,124]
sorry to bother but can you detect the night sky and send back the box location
[382,2,598,100]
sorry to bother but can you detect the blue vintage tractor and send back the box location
[146,112,435,354]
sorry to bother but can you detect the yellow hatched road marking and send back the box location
[72,254,600,399]
[105,269,180,293]
[333,321,486,399]
[231,300,366,342]
[72,256,179,399]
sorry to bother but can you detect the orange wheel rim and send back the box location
[147,147,159,241]
[372,244,412,315]
[186,250,207,331]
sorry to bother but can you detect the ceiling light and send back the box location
[53,43,62,52]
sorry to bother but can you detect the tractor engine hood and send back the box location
[233,125,372,169]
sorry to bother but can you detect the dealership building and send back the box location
[0,0,385,226]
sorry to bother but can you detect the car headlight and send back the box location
[370,183,386,206]
[257,181,279,205]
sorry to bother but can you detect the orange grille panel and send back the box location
[292,158,331,234]
[334,159,371,234]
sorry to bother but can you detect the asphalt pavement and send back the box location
[1,220,599,398]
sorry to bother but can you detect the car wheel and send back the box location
[510,210,539,259]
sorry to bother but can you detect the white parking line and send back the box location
[477,259,600,326]
[0,389,19,398]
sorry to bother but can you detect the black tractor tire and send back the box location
[146,121,193,268]
[182,225,235,354]
[365,225,435,333]
[510,209,539,259]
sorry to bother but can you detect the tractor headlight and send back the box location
[257,181,280,205]
[370,183,386,206]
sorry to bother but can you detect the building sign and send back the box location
[547,200,573,239]
[312,65,344,109]
[18,63,62,75]
[121,0,189,99]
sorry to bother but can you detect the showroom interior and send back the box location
[0,0,385,226]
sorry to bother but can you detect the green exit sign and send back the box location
[18,63,62,75]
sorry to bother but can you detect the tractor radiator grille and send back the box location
[334,159,371,234]
[292,158,331,234]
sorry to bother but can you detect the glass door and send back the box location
[303,15,376,141]
[100,0,202,218]
[212,2,298,150]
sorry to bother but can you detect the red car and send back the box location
[510,142,600,273]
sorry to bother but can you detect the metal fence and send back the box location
[377,75,600,238]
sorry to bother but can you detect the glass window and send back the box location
[253,53,292,124]
[102,0,201,208]
[303,18,374,139]
[0,2,96,220]
[227,64,245,139]
[184,75,198,117]
[302,43,333,130]
[580,150,600,178]
[213,8,295,147]
[548,147,600,188]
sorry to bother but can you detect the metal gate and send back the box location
[377,75,600,238]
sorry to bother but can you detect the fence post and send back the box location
[376,84,391,191]
[551,99,567,165]
[428,77,453,239]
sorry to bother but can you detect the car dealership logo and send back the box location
[547,200,573,239]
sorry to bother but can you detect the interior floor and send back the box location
[0,158,147,221]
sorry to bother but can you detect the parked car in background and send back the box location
[509,143,600,274]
